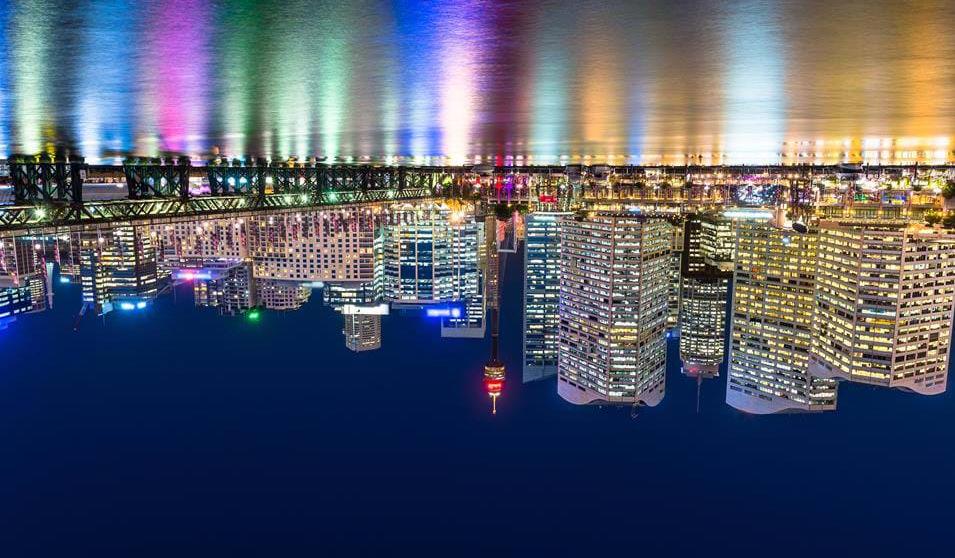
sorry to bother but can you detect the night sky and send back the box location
[1,251,953,554]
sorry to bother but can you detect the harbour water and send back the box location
[2,0,955,164]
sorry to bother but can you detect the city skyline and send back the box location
[5,185,955,413]
[3,1,955,552]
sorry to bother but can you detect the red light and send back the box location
[484,379,504,394]
[538,195,557,203]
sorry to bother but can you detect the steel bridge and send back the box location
[2,154,953,235]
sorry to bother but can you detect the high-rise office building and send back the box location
[484,214,500,310]
[522,211,570,382]
[75,226,159,313]
[558,212,670,406]
[727,219,838,414]
[440,213,485,337]
[700,212,736,271]
[809,220,955,395]
[666,220,685,330]
[382,203,481,310]
[679,215,732,379]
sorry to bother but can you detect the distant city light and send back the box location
[723,208,773,220]
[342,304,389,316]
[174,269,213,281]
[426,307,462,318]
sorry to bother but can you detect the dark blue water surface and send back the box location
[2,252,954,555]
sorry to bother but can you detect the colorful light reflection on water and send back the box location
[2,0,955,164]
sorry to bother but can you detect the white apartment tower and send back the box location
[809,220,955,395]
[558,212,670,406]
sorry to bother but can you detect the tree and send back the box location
[943,180,955,200]
[942,212,955,230]
[925,211,942,226]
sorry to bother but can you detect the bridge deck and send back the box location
[0,188,432,237]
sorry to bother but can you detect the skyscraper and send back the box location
[679,214,732,380]
[522,211,570,382]
[440,211,485,337]
[558,211,670,406]
[75,226,159,314]
[382,203,480,305]
[700,211,736,271]
[809,219,955,395]
[727,219,838,414]
[666,219,685,330]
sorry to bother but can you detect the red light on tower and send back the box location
[483,366,505,415]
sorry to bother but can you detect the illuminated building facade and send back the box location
[701,212,736,271]
[382,203,480,306]
[484,214,500,310]
[809,220,955,395]
[152,218,249,261]
[193,260,256,316]
[343,314,382,352]
[440,214,485,337]
[0,284,32,328]
[558,212,670,406]
[255,279,311,311]
[0,237,51,315]
[324,281,385,351]
[679,215,731,378]
[667,220,684,330]
[248,208,377,283]
[522,211,570,382]
[727,220,838,414]
[76,226,159,313]
[153,218,249,272]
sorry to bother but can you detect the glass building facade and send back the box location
[522,212,570,382]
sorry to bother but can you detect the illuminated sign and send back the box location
[723,208,773,220]
[342,304,390,316]
[538,195,557,203]
[173,269,213,281]
[118,300,149,311]
[426,306,462,318]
